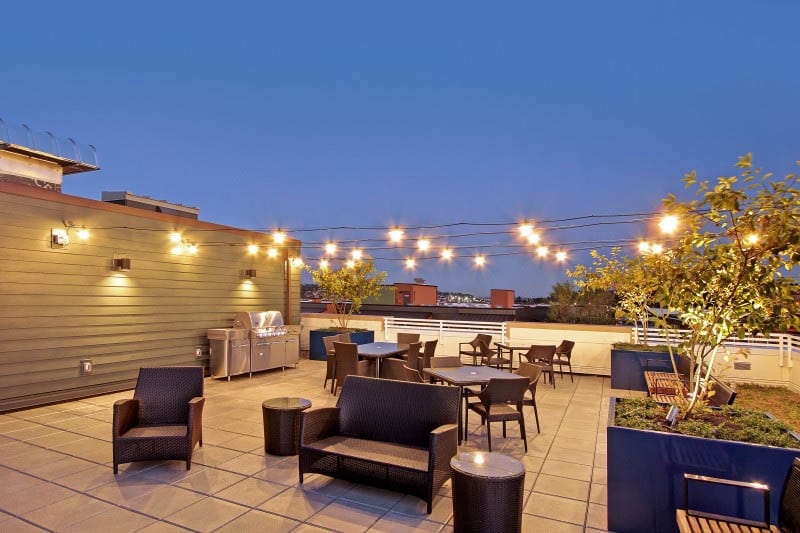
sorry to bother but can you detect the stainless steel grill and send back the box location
[208,311,299,380]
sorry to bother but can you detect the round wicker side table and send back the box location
[450,451,526,533]
[261,397,311,456]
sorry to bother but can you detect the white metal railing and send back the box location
[383,317,506,344]
[633,325,798,367]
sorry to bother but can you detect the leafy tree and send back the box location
[569,248,663,344]
[306,259,388,330]
[547,282,616,324]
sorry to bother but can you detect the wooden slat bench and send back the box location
[676,509,779,532]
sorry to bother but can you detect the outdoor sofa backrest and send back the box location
[336,375,459,448]
[134,366,204,425]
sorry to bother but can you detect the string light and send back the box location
[518,223,534,237]
[441,248,453,261]
[474,255,486,267]
[659,215,679,234]
[526,232,541,245]
[169,232,182,244]
[650,243,664,254]
[267,248,278,258]
[247,244,259,255]
[416,239,431,252]
[388,228,404,243]
[319,259,329,269]
[351,249,363,261]
[346,259,356,268]
[324,242,337,255]
[186,243,198,255]
[272,231,286,244]
[77,228,90,240]
[171,245,184,255]
[291,257,303,267]
[536,246,548,257]
[638,241,651,253]
[745,233,760,245]
[404,258,416,269]
[555,251,567,262]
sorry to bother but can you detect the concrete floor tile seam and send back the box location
[0,510,56,533]
[530,488,591,505]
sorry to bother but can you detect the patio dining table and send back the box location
[423,365,528,444]
[493,342,532,370]
[357,342,408,377]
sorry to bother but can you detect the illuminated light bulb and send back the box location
[186,244,198,255]
[272,231,286,244]
[474,453,485,465]
[346,259,356,268]
[441,248,453,261]
[170,232,182,243]
[638,241,651,253]
[291,257,303,267]
[745,233,760,245]
[405,258,416,269]
[555,251,567,262]
[324,242,337,255]
[474,255,486,267]
[247,244,259,255]
[527,232,541,245]
[659,215,679,234]
[388,228,404,243]
[267,248,278,258]
[171,245,184,255]
[319,259,329,269]
[351,249,363,261]
[519,223,534,237]
[417,239,430,252]
[536,246,549,258]
[650,243,664,254]
[77,228,90,240]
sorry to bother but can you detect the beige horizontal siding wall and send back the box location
[0,185,300,411]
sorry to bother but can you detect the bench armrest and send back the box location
[458,342,476,352]
[188,397,205,442]
[300,407,340,445]
[428,423,458,474]
[683,473,771,528]
[113,399,138,437]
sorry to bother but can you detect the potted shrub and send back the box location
[574,155,800,531]
[305,258,387,360]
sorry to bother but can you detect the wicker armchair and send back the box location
[397,332,421,346]
[429,356,463,368]
[332,342,371,396]
[553,340,575,382]
[405,341,423,372]
[421,340,438,371]
[299,376,460,513]
[515,362,543,433]
[466,377,529,452]
[459,334,493,365]
[522,345,556,388]
[479,339,511,370]
[323,334,340,393]
[112,366,205,474]
[404,365,425,383]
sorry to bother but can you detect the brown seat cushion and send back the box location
[468,403,521,421]
[121,424,188,439]
[305,435,429,472]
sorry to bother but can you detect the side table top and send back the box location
[262,397,312,410]
[450,451,525,479]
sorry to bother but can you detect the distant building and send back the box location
[491,289,515,309]
[394,283,437,305]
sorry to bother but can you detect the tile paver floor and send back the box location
[0,358,613,532]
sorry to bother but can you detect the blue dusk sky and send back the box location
[3,1,799,297]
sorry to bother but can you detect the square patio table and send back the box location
[423,366,528,443]
[357,342,408,377]
[494,342,531,370]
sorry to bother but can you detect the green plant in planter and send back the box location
[306,258,387,331]
[575,154,800,418]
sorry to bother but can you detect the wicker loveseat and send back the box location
[299,375,460,513]
[112,366,205,474]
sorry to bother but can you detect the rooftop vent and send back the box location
[102,191,199,219]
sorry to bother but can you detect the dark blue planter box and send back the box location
[611,349,673,391]
[608,397,800,532]
[309,330,375,361]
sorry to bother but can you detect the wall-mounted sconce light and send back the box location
[51,228,70,248]
[244,269,257,279]
[113,258,132,271]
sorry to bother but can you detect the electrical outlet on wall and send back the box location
[80,359,93,375]
[195,347,203,359]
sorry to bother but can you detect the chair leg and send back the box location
[502,421,507,438]
[568,362,574,382]
[186,459,191,470]
[487,421,492,452]
[551,370,556,388]
[113,463,119,474]
[519,415,528,452]
[533,400,541,433]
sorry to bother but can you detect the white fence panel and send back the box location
[384,317,506,357]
